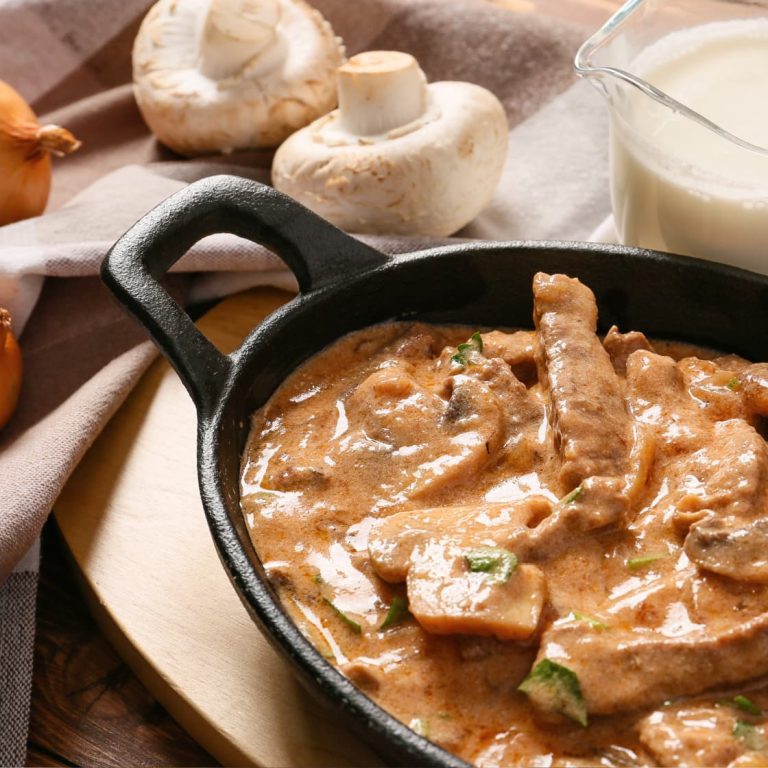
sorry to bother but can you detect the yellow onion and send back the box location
[0,80,81,226]
[0,308,22,430]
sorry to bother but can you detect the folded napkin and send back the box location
[0,0,610,763]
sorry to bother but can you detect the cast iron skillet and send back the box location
[102,174,768,767]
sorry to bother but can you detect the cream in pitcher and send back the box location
[576,1,768,272]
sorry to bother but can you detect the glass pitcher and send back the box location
[575,0,768,273]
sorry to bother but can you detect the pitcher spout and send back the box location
[575,0,768,274]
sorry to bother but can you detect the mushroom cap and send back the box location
[271,81,509,237]
[133,0,345,156]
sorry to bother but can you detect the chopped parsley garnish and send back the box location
[451,332,484,366]
[626,553,666,571]
[733,719,767,751]
[560,486,584,504]
[250,490,277,503]
[727,377,742,391]
[323,598,362,634]
[733,696,763,716]
[380,595,410,630]
[518,659,588,727]
[465,546,518,583]
[569,610,608,630]
[313,573,324,584]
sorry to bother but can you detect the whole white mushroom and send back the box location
[271,51,509,237]
[132,0,345,156]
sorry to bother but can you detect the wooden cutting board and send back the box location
[53,288,383,768]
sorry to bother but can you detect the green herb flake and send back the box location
[559,486,584,505]
[313,573,325,584]
[727,377,742,391]
[734,696,763,716]
[626,554,667,571]
[409,717,430,738]
[733,719,767,751]
[518,659,588,727]
[249,490,277,503]
[451,332,484,366]
[569,610,608,631]
[380,595,410,630]
[323,598,362,634]
[465,546,518,583]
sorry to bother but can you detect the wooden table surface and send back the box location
[24,1,620,765]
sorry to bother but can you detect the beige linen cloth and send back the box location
[0,0,610,763]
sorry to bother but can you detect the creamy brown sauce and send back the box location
[240,273,768,767]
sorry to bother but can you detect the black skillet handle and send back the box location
[101,175,389,415]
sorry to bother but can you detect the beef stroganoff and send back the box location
[241,273,768,767]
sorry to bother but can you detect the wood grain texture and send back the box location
[27,524,215,768]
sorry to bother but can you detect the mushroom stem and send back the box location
[337,51,429,136]
[198,0,281,80]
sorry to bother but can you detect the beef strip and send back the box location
[626,349,686,405]
[713,354,753,374]
[532,273,633,491]
[627,351,746,445]
[743,363,768,416]
[626,350,706,453]
[480,330,537,384]
[678,357,749,423]
[523,476,629,557]
[480,330,535,367]
[639,706,742,767]
[473,357,542,433]
[393,324,440,359]
[603,325,653,376]
[533,613,768,716]
[673,419,768,582]
[676,419,768,523]
[627,352,768,582]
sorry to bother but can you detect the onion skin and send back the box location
[0,309,22,430]
[0,80,81,226]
